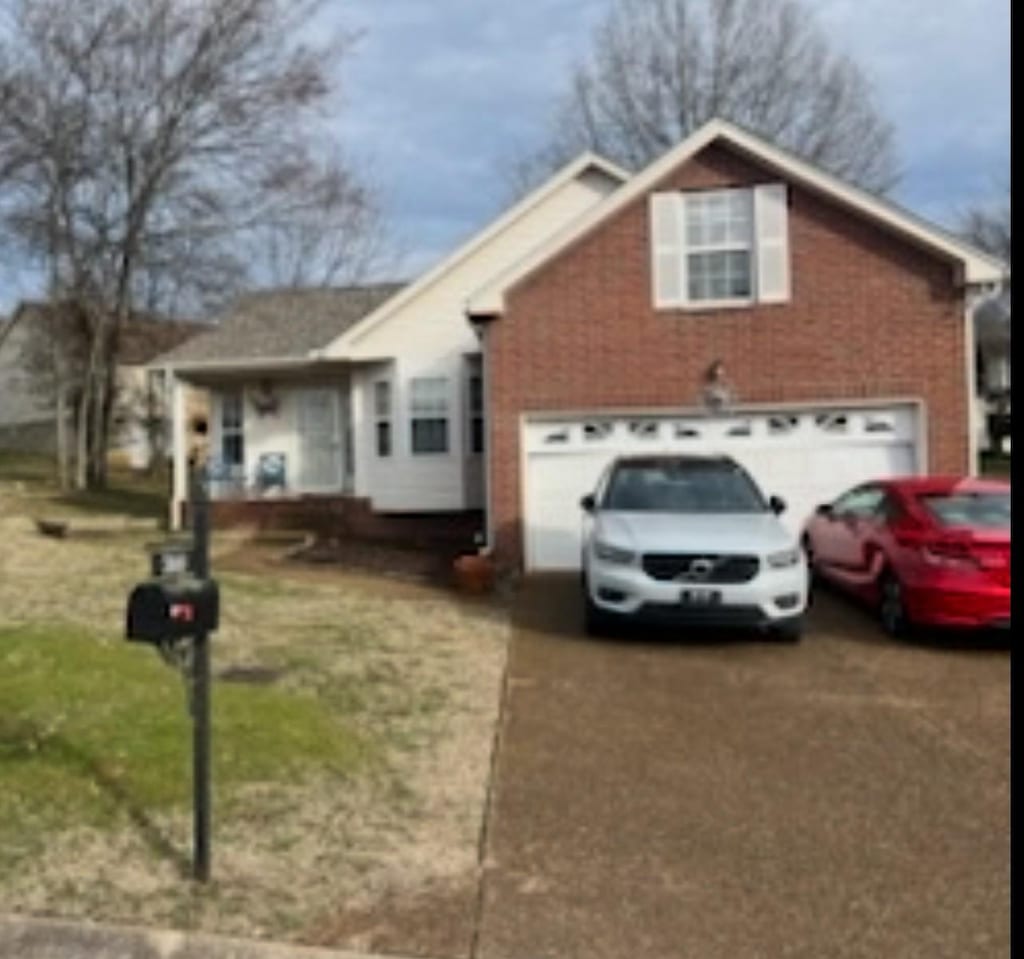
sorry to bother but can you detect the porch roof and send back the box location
[152,284,403,371]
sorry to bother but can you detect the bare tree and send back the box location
[0,0,383,487]
[960,191,1010,263]
[240,152,389,289]
[511,0,898,194]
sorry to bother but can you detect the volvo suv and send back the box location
[580,454,807,640]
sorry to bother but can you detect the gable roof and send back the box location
[322,152,629,357]
[154,284,404,369]
[469,118,1008,316]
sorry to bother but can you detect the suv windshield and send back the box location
[919,491,1011,530]
[602,459,767,513]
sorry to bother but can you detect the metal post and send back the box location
[189,466,211,882]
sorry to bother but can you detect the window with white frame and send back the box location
[410,377,449,454]
[220,390,244,472]
[468,372,484,454]
[685,189,753,301]
[373,379,392,457]
[651,183,790,309]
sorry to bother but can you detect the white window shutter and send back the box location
[650,192,685,308]
[754,183,790,304]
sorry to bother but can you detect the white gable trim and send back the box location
[469,118,1007,316]
[320,153,629,358]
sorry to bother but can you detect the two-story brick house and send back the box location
[468,119,1006,570]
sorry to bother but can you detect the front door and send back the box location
[297,387,342,491]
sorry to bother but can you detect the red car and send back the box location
[803,477,1011,635]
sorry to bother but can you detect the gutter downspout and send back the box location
[467,308,495,552]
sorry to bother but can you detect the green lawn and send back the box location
[0,624,368,872]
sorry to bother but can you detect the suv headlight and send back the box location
[766,547,801,569]
[594,540,637,565]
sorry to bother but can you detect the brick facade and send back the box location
[484,141,969,567]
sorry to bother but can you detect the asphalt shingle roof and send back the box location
[155,284,404,366]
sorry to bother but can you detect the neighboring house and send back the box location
[466,119,1007,569]
[0,301,207,468]
[156,119,1007,570]
[154,153,626,530]
[973,289,1010,452]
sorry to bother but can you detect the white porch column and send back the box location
[170,370,188,530]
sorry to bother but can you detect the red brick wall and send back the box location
[486,141,969,567]
[208,497,483,551]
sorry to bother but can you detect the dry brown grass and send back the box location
[0,483,509,945]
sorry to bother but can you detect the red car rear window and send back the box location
[918,491,1011,530]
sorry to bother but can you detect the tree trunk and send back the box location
[74,387,90,490]
[55,385,70,490]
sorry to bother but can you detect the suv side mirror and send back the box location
[815,502,833,517]
[580,494,596,513]
[768,495,787,515]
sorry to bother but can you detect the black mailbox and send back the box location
[126,577,219,643]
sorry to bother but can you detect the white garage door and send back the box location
[523,404,921,571]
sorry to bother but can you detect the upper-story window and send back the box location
[410,376,449,454]
[650,183,790,309]
[685,190,754,301]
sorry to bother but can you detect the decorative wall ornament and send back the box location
[700,359,735,413]
[250,380,280,416]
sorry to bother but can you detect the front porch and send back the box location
[169,361,366,529]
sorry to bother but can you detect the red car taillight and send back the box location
[919,540,979,569]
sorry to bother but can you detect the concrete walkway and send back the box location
[0,915,414,959]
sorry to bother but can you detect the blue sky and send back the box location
[335,0,1011,278]
[1,0,1010,309]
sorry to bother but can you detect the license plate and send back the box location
[680,588,721,606]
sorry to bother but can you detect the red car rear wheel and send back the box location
[879,570,911,637]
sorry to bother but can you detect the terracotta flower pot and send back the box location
[453,552,496,594]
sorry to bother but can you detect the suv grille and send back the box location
[642,553,761,583]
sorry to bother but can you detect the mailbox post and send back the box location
[189,467,212,883]
[125,465,216,882]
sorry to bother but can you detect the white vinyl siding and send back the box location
[651,183,790,309]
[346,166,619,513]
[410,377,450,454]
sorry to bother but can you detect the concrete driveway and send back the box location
[475,576,1010,959]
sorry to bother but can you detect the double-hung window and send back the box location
[220,390,244,473]
[373,380,392,457]
[468,372,484,454]
[651,183,790,309]
[685,190,754,302]
[410,377,449,454]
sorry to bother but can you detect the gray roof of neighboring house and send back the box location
[154,284,404,367]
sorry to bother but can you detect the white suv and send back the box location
[580,454,807,640]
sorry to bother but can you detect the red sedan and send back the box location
[803,477,1011,635]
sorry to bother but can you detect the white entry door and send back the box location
[297,388,343,492]
[522,404,922,571]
